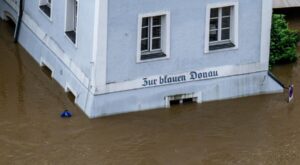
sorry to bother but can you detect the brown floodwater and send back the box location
[1,9,300,165]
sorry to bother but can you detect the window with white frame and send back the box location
[205,3,238,52]
[65,0,78,44]
[39,0,52,18]
[138,12,170,61]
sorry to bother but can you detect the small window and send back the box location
[65,0,78,44]
[39,0,52,18]
[209,6,234,51]
[205,3,238,53]
[138,12,170,62]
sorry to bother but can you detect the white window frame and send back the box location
[204,1,239,53]
[64,0,79,46]
[209,7,231,44]
[39,0,53,20]
[137,11,170,63]
[141,16,162,53]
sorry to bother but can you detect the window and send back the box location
[137,11,170,62]
[205,2,238,52]
[141,16,162,54]
[65,0,78,44]
[39,0,52,18]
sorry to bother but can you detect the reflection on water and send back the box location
[274,7,300,31]
[1,9,300,165]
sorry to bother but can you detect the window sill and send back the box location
[209,42,235,51]
[205,42,238,54]
[205,46,238,54]
[141,52,166,60]
[137,52,169,63]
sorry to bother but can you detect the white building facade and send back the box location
[0,0,283,118]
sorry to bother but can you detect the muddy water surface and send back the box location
[1,10,300,165]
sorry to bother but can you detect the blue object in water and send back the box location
[61,110,72,118]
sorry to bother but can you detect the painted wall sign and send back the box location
[102,63,268,94]
[142,70,219,87]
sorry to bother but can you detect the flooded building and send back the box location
[0,0,283,118]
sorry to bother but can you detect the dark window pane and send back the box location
[152,38,161,49]
[142,28,148,38]
[142,18,149,27]
[152,27,161,37]
[209,30,218,42]
[66,31,76,44]
[221,29,230,40]
[210,8,218,18]
[40,5,51,17]
[210,18,218,30]
[222,17,230,28]
[152,16,161,25]
[222,7,231,16]
[141,39,148,51]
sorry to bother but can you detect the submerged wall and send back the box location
[17,22,89,111]
[87,71,283,118]
[0,0,89,113]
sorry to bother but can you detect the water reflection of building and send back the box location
[0,0,283,118]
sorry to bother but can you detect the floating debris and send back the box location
[60,110,72,118]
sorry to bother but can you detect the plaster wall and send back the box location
[106,0,263,83]
[87,71,283,118]
[22,0,96,78]
[17,22,89,112]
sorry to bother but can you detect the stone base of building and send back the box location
[85,71,283,118]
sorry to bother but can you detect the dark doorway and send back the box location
[66,90,76,104]
[2,12,16,36]
[41,65,53,79]
[0,13,16,42]
[6,17,16,35]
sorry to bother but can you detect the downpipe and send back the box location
[268,71,285,88]
[14,0,24,43]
